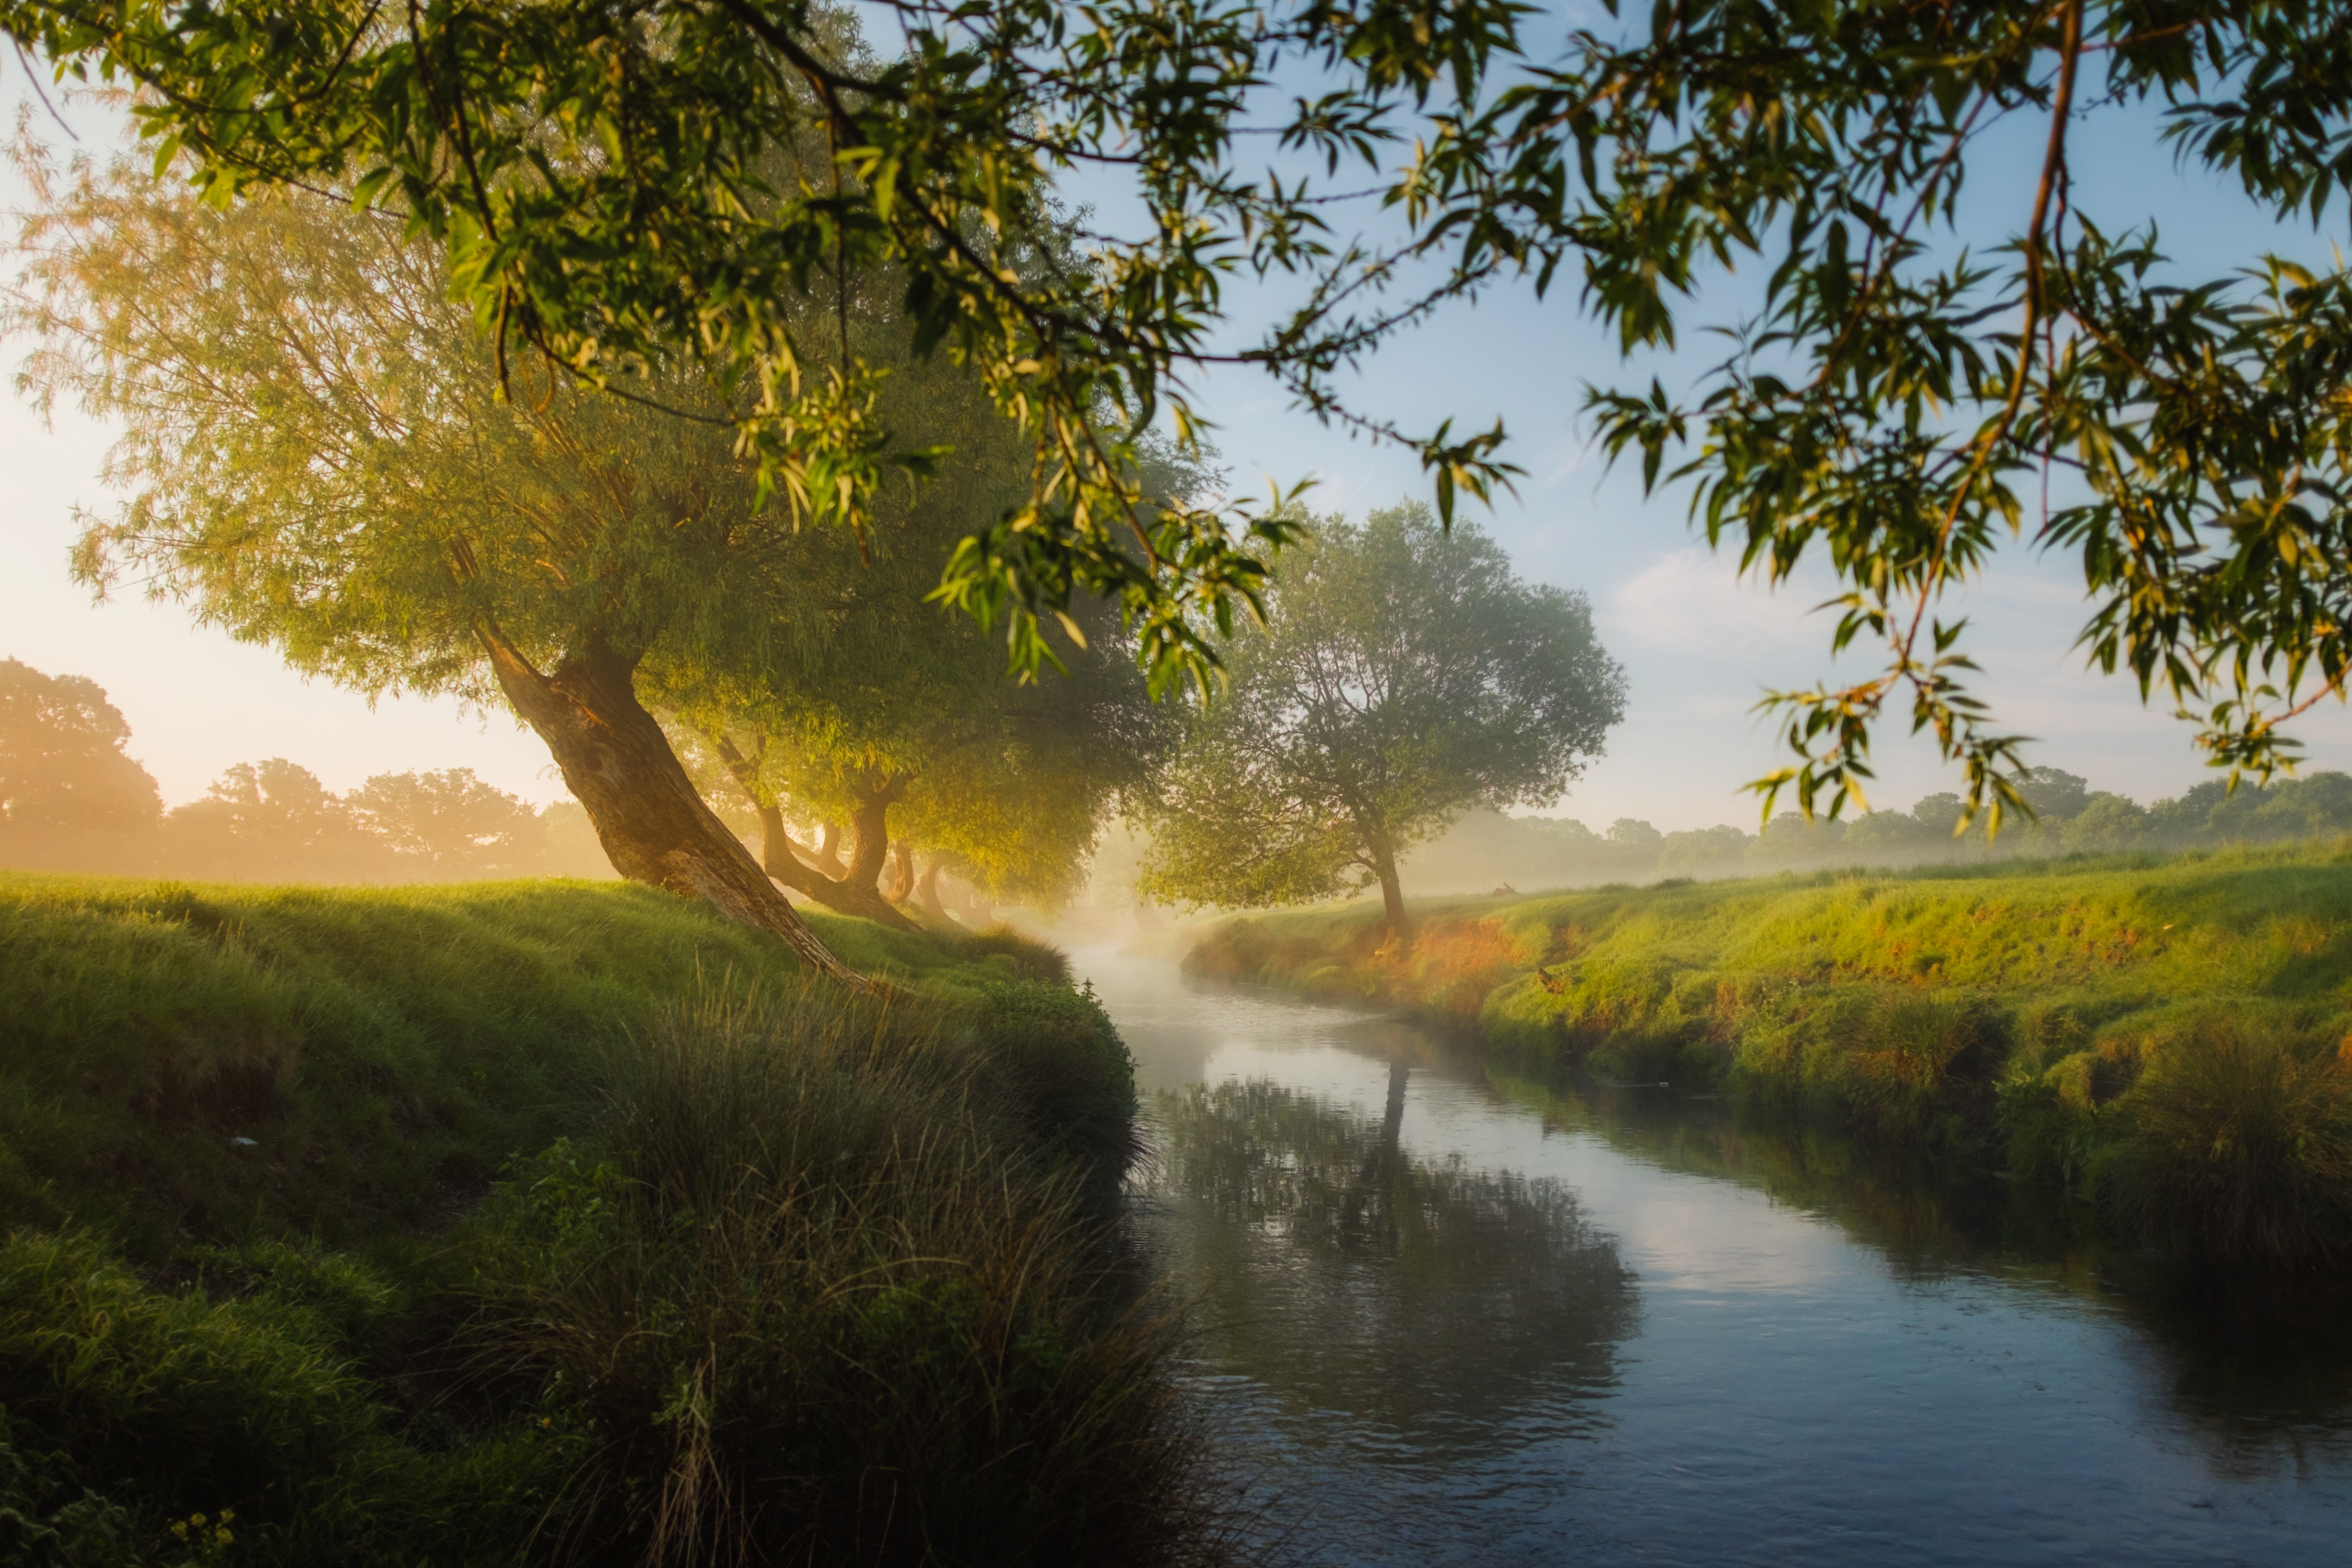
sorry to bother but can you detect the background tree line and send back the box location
[0,657,612,883]
[1381,769,2352,897]
[0,655,1062,921]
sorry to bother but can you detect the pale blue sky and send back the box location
[6,41,2352,827]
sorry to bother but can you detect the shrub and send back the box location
[960,923,1074,986]
[2102,1020,2352,1266]
[0,1229,376,1516]
[0,1229,571,1564]
[1847,992,1991,1119]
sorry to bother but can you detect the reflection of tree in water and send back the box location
[1145,1066,1636,1452]
[1495,1072,2066,1276]
[1494,1069,2352,1477]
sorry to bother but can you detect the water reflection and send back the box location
[1149,1066,1636,1451]
[1086,948,2352,1566]
[1497,1069,2352,1479]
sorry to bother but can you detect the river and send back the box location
[1079,947,2352,1567]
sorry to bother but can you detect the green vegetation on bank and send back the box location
[0,873,1223,1567]
[1184,845,2352,1269]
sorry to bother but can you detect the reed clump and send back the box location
[2101,1020,2352,1267]
[958,922,1076,986]
[476,984,1215,1567]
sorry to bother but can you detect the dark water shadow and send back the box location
[1138,1064,1638,1460]
[1483,1061,2352,1475]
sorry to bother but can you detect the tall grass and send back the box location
[478,984,1223,1567]
[0,874,1230,1565]
[2101,1020,2352,1267]
[0,872,1097,1254]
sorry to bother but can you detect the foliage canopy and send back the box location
[0,656,157,837]
[13,0,2352,825]
[0,0,1545,692]
[1137,502,1625,927]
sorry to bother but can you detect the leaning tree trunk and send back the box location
[912,853,954,922]
[812,822,847,877]
[707,734,915,929]
[477,625,868,988]
[841,776,898,894]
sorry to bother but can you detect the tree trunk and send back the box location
[842,775,897,893]
[1369,830,1408,934]
[477,625,867,988]
[913,854,953,921]
[813,822,847,877]
[709,734,915,929]
[884,839,915,904]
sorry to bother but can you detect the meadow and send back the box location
[1183,844,2352,1268]
[0,873,1227,1567]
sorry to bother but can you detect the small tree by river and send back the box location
[1136,502,1626,931]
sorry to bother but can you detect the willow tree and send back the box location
[1138,503,1626,931]
[669,535,1178,927]
[9,141,1076,982]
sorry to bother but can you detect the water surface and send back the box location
[1085,948,2352,1567]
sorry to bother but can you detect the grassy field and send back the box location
[1184,845,2352,1267]
[0,873,1225,1567]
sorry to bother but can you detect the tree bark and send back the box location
[476,625,868,988]
[884,839,915,904]
[842,773,899,893]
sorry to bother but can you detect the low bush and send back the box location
[958,922,1075,986]
[0,1228,571,1564]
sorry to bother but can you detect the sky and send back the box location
[6,38,2352,830]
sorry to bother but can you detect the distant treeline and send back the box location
[1,658,612,883]
[1402,767,2352,894]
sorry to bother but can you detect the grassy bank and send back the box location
[0,873,1224,1567]
[1184,845,2352,1268]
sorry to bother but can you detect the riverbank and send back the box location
[0,872,1221,1566]
[1181,844,2352,1266]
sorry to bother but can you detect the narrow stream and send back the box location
[1082,948,2352,1567]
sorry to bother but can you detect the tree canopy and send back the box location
[0,655,159,842]
[13,1,2352,828]
[1136,502,1625,928]
[1,0,1525,687]
[1444,0,2352,821]
[8,134,1158,975]
[660,524,1176,926]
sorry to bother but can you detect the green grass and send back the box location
[1184,843,2352,1267]
[0,871,1095,1254]
[0,873,1228,1566]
